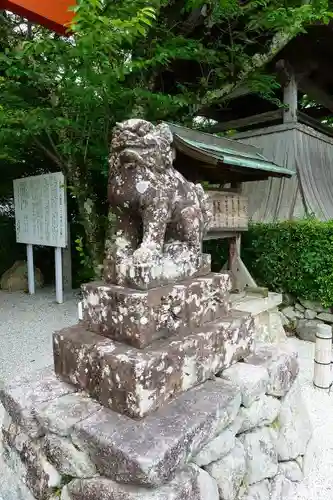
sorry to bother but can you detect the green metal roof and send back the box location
[166,122,294,179]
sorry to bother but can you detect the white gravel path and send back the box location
[0,289,78,500]
[286,337,333,499]
[0,291,332,499]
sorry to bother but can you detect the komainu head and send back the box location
[109,119,174,175]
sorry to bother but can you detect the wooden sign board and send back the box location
[207,191,248,233]
[13,172,67,248]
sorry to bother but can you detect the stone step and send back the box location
[54,312,254,418]
[231,292,282,316]
[82,272,232,348]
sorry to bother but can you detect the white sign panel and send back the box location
[13,172,67,248]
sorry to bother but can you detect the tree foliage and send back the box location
[0,0,332,277]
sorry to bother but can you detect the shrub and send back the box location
[241,220,333,307]
[205,219,333,307]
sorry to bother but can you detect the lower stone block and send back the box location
[70,379,240,486]
[82,272,231,348]
[244,343,299,397]
[278,460,303,482]
[0,366,77,439]
[1,414,61,499]
[1,373,240,489]
[239,428,278,485]
[270,474,295,499]
[54,312,254,418]
[193,425,236,467]
[204,440,246,500]
[219,362,269,408]
[61,464,219,500]
[237,395,281,434]
[42,434,97,478]
[241,480,270,500]
[274,380,312,461]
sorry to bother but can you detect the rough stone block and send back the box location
[193,425,236,467]
[219,362,269,407]
[54,312,253,418]
[82,272,231,348]
[270,474,295,500]
[71,379,241,486]
[61,464,219,500]
[1,414,61,499]
[299,299,328,313]
[316,312,333,323]
[296,319,325,343]
[43,434,97,478]
[304,309,317,320]
[0,366,76,438]
[35,393,101,437]
[237,395,281,434]
[275,380,312,461]
[278,460,303,482]
[204,440,246,500]
[0,449,36,500]
[239,428,278,485]
[281,306,303,321]
[244,342,299,397]
[241,480,270,500]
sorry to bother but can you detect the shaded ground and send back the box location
[0,291,332,499]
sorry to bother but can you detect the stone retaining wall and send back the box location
[0,342,312,500]
[280,297,333,342]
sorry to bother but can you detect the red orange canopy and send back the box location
[0,0,75,34]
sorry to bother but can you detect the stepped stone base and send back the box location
[54,312,254,418]
[82,272,231,348]
[0,343,311,500]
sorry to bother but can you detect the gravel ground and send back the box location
[0,291,332,499]
[0,289,78,500]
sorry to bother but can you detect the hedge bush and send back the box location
[207,220,333,307]
[205,219,333,307]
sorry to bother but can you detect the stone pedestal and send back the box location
[82,272,231,348]
[54,268,253,418]
[54,311,253,418]
[0,344,311,500]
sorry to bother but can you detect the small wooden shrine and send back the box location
[197,23,333,222]
[166,122,293,291]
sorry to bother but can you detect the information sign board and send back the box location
[13,172,67,248]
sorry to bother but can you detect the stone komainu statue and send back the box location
[105,119,212,287]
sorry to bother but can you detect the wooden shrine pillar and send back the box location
[283,71,298,123]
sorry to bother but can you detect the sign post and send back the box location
[13,172,68,304]
[55,247,63,304]
[26,243,35,295]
